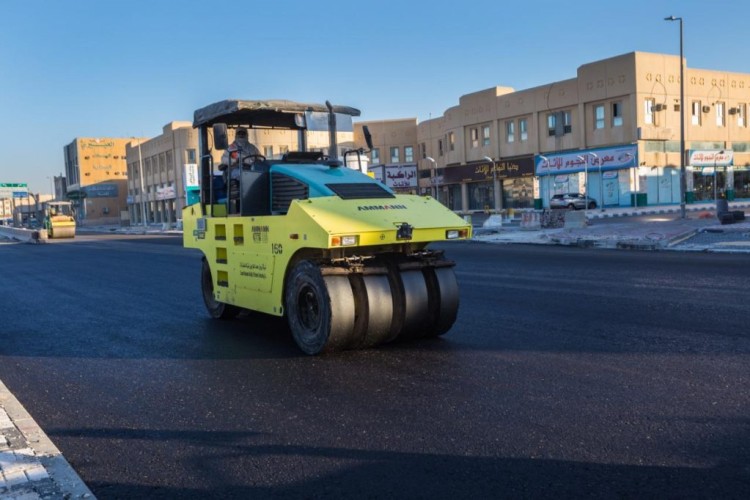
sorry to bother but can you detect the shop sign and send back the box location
[442,156,534,184]
[156,184,176,200]
[688,150,733,167]
[83,183,118,198]
[603,171,619,179]
[535,145,637,175]
[184,164,199,189]
[383,165,417,188]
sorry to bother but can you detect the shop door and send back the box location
[603,178,619,206]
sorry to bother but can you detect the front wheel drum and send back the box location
[285,260,355,355]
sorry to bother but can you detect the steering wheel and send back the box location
[242,154,266,165]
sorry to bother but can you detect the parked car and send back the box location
[550,193,597,210]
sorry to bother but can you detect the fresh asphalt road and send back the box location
[1,235,748,499]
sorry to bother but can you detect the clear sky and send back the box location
[1,0,748,195]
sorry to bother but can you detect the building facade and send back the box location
[354,119,418,193]
[367,51,750,213]
[63,138,131,225]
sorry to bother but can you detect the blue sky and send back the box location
[1,0,749,194]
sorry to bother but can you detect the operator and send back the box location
[219,128,260,182]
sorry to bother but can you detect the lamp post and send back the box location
[714,150,724,201]
[136,138,148,228]
[483,156,499,213]
[426,156,437,201]
[665,15,687,218]
[576,155,589,219]
[588,151,603,211]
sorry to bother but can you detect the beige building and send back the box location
[63,138,131,225]
[381,51,750,213]
[354,119,418,192]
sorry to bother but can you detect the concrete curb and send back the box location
[0,379,94,499]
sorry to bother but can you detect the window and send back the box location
[482,125,491,146]
[612,102,623,127]
[279,145,289,156]
[438,139,444,156]
[371,148,380,164]
[692,101,701,125]
[547,114,557,136]
[506,121,515,142]
[448,132,455,151]
[470,128,479,148]
[644,98,655,125]
[595,105,605,129]
[519,118,528,141]
[716,102,725,127]
[187,149,196,163]
[404,146,414,163]
[738,104,746,127]
[264,145,274,158]
[420,143,426,159]
[390,146,399,163]
[563,111,572,133]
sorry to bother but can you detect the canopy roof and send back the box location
[193,99,361,129]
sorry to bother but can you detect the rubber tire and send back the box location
[588,202,596,209]
[567,204,577,210]
[201,259,240,320]
[423,267,460,338]
[349,274,394,348]
[285,260,355,355]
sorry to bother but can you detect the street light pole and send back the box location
[714,150,724,201]
[576,155,589,219]
[589,152,602,211]
[483,156,498,213]
[426,156,437,200]
[665,15,687,218]
[136,139,148,228]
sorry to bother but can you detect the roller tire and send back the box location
[285,260,355,355]
[423,267,460,337]
[201,259,240,320]
[349,274,394,348]
[397,270,430,340]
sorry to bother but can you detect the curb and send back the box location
[0,379,94,499]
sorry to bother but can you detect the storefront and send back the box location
[535,145,638,208]
[687,150,734,202]
[441,156,534,212]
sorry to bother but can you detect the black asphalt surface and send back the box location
[1,235,749,499]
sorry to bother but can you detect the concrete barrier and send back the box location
[564,210,587,229]
[0,226,44,243]
[482,215,503,228]
[521,211,542,230]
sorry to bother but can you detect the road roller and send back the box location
[183,100,471,354]
[44,201,76,238]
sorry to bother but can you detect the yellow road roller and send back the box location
[44,201,76,239]
[183,99,471,354]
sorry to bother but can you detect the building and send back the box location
[354,119,418,193]
[63,138,132,225]
[364,51,750,213]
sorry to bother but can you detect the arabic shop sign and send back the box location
[83,183,119,198]
[383,165,418,188]
[535,145,637,176]
[156,184,176,200]
[442,156,534,184]
[688,150,733,167]
[184,164,199,189]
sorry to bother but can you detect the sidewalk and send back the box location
[472,201,750,252]
[0,381,94,499]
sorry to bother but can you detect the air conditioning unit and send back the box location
[702,105,711,113]
[729,107,740,115]
[651,104,666,112]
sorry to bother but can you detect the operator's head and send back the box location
[235,128,248,147]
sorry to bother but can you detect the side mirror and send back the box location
[363,125,373,151]
[213,123,228,150]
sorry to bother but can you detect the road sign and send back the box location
[0,183,28,199]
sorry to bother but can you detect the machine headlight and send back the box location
[445,229,469,239]
[331,235,358,246]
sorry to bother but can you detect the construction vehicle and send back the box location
[182,99,471,354]
[43,201,76,238]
